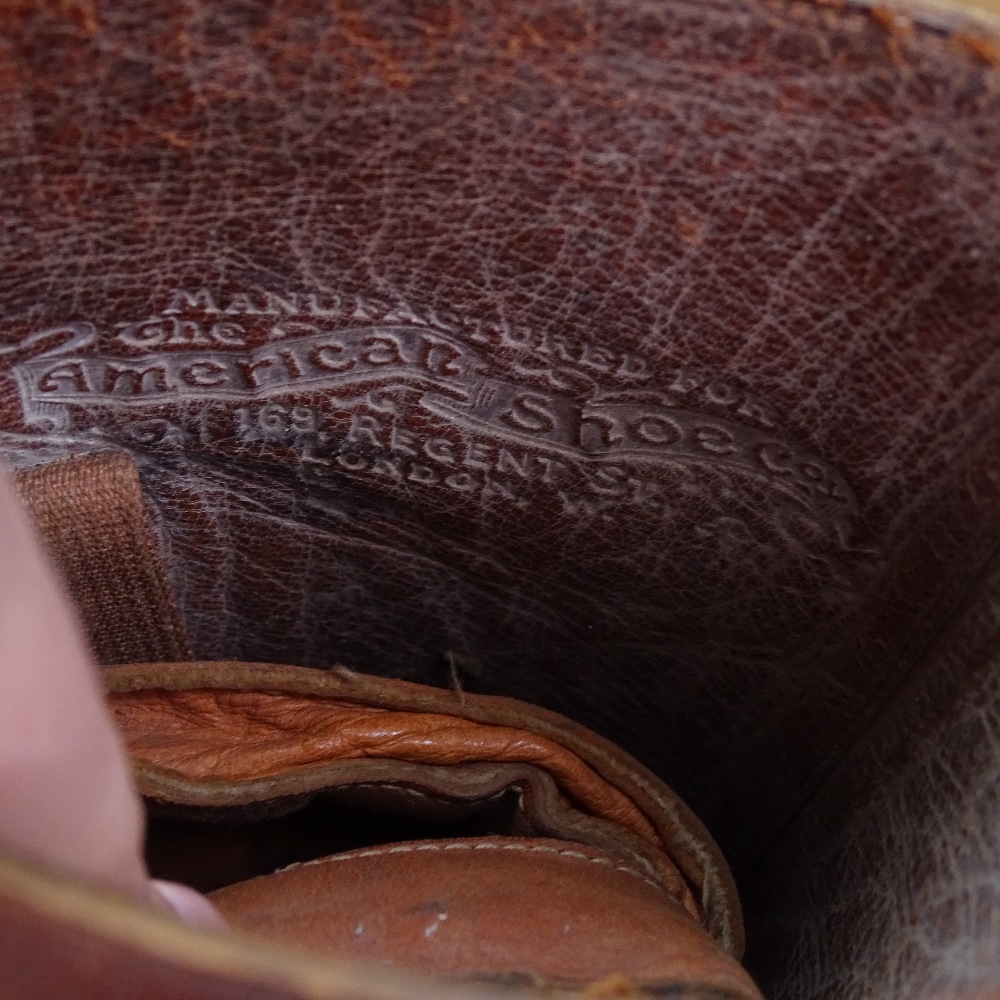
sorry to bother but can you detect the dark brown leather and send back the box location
[3,0,999,874]
[749,545,1000,1000]
[1,0,1000,997]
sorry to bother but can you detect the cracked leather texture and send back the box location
[747,544,1000,999]
[114,690,662,842]
[1,1,999,994]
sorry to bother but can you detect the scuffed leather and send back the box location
[1,1,999,882]
[209,836,761,996]
[104,660,742,950]
[2,1,1000,997]
[0,851,532,1000]
[748,549,1000,997]
[107,663,760,993]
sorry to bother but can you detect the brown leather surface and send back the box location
[2,0,999,887]
[0,852,520,1000]
[104,660,741,950]
[0,853,758,1000]
[746,545,1000,999]
[110,664,756,990]
[13,452,191,664]
[2,1,1000,997]
[113,687,701,918]
[73,662,758,996]
[111,688,659,842]
[209,836,760,996]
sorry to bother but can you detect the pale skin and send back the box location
[0,464,224,928]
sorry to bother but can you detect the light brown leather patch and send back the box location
[111,687,659,842]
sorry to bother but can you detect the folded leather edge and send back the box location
[103,660,745,958]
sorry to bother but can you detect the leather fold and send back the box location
[104,660,755,991]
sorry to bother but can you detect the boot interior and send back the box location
[2,0,1000,996]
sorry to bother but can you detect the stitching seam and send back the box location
[281,840,664,892]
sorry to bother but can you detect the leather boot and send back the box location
[1,0,999,996]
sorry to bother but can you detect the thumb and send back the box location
[0,461,224,929]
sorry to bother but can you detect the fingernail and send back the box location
[152,879,229,931]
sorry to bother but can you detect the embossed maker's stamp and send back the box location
[9,288,862,549]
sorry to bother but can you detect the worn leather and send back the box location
[111,689,662,843]
[1,0,1000,997]
[103,662,757,993]
[748,543,1000,1000]
[0,848,762,1000]
[209,837,757,992]
[2,0,999,881]
[105,660,742,949]
[0,851,522,1000]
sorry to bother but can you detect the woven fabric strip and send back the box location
[15,452,191,665]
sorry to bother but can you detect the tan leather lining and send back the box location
[111,688,658,841]
[111,686,706,916]
[206,836,761,996]
[105,661,744,956]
